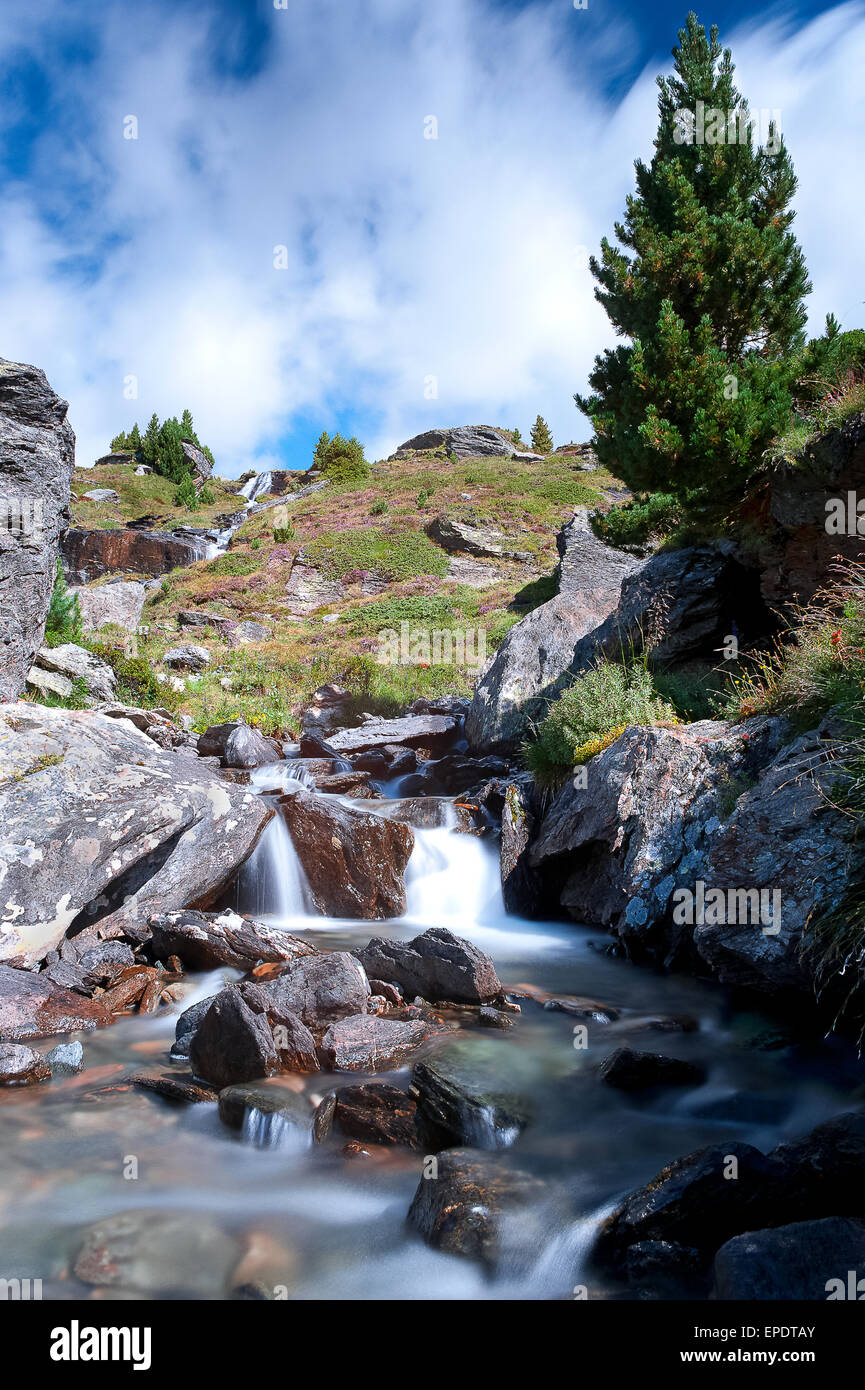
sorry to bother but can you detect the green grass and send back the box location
[306,526,449,582]
[590,492,682,548]
[523,660,678,787]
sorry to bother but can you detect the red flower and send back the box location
[831,630,842,644]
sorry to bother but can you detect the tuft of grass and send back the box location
[306,526,448,582]
[523,660,678,787]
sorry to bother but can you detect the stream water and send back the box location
[1,771,862,1301]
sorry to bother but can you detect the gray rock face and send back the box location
[72,581,146,634]
[355,927,501,1004]
[465,510,640,751]
[249,951,371,1029]
[0,703,271,966]
[180,439,212,479]
[163,643,210,671]
[223,724,281,769]
[527,715,854,994]
[229,619,273,645]
[82,488,119,503]
[326,713,460,755]
[0,358,75,701]
[320,1013,444,1071]
[189,985,278,1088]
[395,426,515,459]
[713,1217,865,1300]
[425,514,528,560]
[0,1042,51,1086]
[29,643,117,703]
[284,555,345,615]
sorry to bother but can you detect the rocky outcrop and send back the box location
[355,927,501,1004]
[527,715,854,994]
[0,963,109,1040]
[181,440,212,480]
[0,358,75,701]
[394,426,515,459]
[284,555,345,615]
[146,909,313,972]
[326,712,460,756]
[425,514,528,561]
[72,581,146,634]
[0,703,271,966]
[749,412,865,612]
[466,510,641,751]
[411,1037,531,1147]
[279,790,413,917]
[61,527,206,584]
[27,643,117,703]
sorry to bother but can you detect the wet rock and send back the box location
[249,951,370,1030]
[713,1217,865,1301]
[325,1082,423,1147]
[163,643,210,671]
[421,752,509,796]
[217,1081,314,1140]
[237,986,319,1072]
[0,703,271,965]
[368,979,402,1006]
[148,909,311,973]
[478,1006,513,1029]
[320,1014,445,1071]
[769,1111,865,1220]
[411,1037,531,1147]
[353,744,417,777]
[598,1047,706,1091]
[314,769,377,797]
[73,1210,239,1295]
[407,1148,548,1270]
[0,964,109,1040]
[170,995,217,1059]
[593,1142,784,1265]
[355,927,501,1005]
[46,1040,84,1076]
[0,357,74,701]
[623,1240,706,1299]
[188,985,279,1088]
[221,724,282,769]
[466,509,641,751]
[0,1042,51,1086]
[131,1072,217,1103]
[327,713,460,757]
[279,790,413,918]
[61,527,205,584]
[544,996,620,1022]
[500,778,543,915]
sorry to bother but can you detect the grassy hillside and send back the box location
[67,446,622,735]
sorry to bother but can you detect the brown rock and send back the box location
[0,964,109,1040]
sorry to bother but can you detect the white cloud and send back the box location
[0,0,862,474]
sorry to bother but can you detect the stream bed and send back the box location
[1,782,862,1300]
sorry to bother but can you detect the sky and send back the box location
[0,0,862,477]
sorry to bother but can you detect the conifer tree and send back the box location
[531,415,553,454]
[575,12,811,508]
[141,413,161,467]
[180,408,196,441]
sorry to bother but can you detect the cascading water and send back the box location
[235,806,311,920]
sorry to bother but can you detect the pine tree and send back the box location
[44,561,82,646]
[575,12,811,509]
[531,415,553,454]
[312,430,330,471]
[158,417,188,483]
[180,408,197,442]
[141,413,161,467]
[128,422,141,451]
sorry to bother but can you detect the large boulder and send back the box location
[355,927,500,1004]
[180,439,212,480]
[0,963,109,1040]
[188,985,278,1088]
[319,1013,446,1071]
[0,358,75,701]
[712,1217,865,1300]
[28,643,117,703]
[411,1037,532,1148]
[284,556,345,616]
[465,510,640,751]
[279,790,413,918]
[407,1148,550,1270]
[0,703,271,966]
[394,426,515,459]
[147,909,314,972]
[248,951,370,1029]
[326,713,460,756]
[71,581,146,634]
[425,514,527,560]
[73,1209,239,1296]
[526,715,851,993]
[61,527,206,584]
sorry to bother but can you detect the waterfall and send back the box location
[240,1106,312,1153]
[235,809,311,922]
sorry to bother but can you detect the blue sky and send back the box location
[0,0,862,476]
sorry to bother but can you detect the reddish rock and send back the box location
[0,964,110,1040]
[320,1014,448,1072]
[0,1042,51,1086]
[279,791,413,918]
